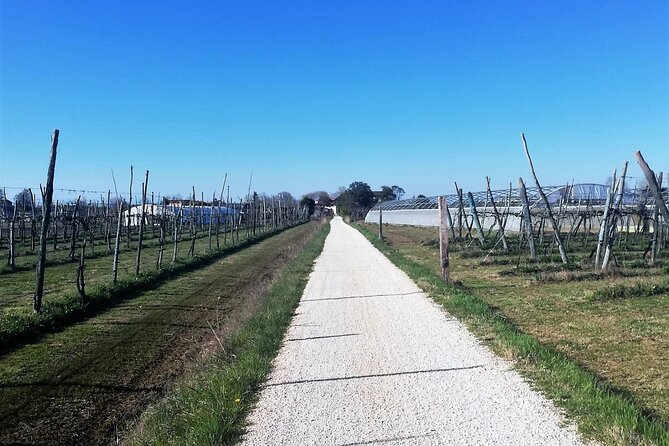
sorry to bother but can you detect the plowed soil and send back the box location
[0,223,318,446]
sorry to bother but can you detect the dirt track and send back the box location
[0,224,316,446]
[241,217,587,445]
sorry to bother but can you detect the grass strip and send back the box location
[355,224,669,446]
[588,280,669,302]
[0,224,306,354]
[130,221,330,446]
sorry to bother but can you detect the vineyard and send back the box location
[0,132,309,351]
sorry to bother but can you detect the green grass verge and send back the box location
[129,221,330,446]
[0,223,307,354]
[356,224,669,446]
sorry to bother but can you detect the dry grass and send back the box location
[369,223,669,428]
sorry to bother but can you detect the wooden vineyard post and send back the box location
[518,177,538,260]
[111,171,124,283]
[126,166,133,248]
[29,188,36,251]
[208,191,215,251]
[521,133,569,263]
[438,196,450,281]
[602,162,628,269]
[378,203,383,239]
[595,169,616,266]
[216,174,227,250]
[188,187,197,257]
[135,170,149,276]
[34,129,59,313]
[172,207,181,262]
[224,186,230,246]
[466,191,485,245]
[105,190,112,251]
[486,176,509,252]
[76,219,87,300]
[52,200,59,251]
[445,201,456,239]
[635,151,669,222]
[157,198,166,270]
[8,204,17,268]
[454,183,463,239]
[651,172,663,263]
[69,196,81,261]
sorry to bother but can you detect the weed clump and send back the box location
[588,281,669,301]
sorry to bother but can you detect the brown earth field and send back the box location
[0,222,321,446]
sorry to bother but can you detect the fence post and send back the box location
[34,129,59,313]
[438,195,450,281]
[378,203,383,239]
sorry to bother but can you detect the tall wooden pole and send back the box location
[518,177,537,260]
[438,196,450,281]
[34,129,59,313]
[378,202,383,239]
[521,133,569,263]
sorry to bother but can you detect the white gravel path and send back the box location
[240,217,587,445]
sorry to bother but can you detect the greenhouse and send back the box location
[365,183,663,231]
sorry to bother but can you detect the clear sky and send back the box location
[1,0,667,203]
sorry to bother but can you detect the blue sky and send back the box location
[1,0,667,202]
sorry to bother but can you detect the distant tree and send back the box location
[277,191,296,205]
[300,196,316,217]
[348,182,375,208]
[14,189,33,209]
[317,192,332,206]
[416,194,427,199]
[336,181,375,219]
[378,186,396,202]
[391,185,405,200]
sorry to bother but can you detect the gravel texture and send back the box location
[241,217,587,445]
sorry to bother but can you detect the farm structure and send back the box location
[366,183,665,232]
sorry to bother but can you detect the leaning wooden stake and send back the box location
[438,196,450,281]
[518,177,537,260]
[486,177,509,252]
[635,151,669,222]
[521,133,569,263]
[466,191,485,245]
[34,129,59,313]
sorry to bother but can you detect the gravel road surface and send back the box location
[241,217,586,445]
